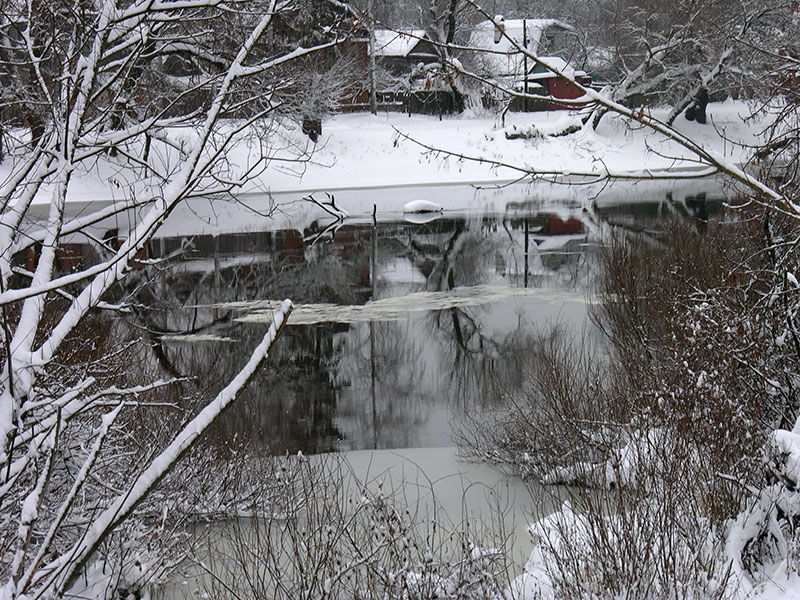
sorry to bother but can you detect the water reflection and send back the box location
[62,189,724,454]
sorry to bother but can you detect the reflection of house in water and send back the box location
[150,231,288,302]
[148,229,316,297]
[142,215,575,310]
[21,201,704,302]
[499,213,587,281]
[541,214,583,235]
[593,194,726,233]
[145,224,376,305]
[329,225,370,260]
[53,243,85,272]
[329,225,372,289]
[276,230,304,263]
[14,234,145,280]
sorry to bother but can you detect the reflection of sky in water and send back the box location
[330,291,594,451]
[319,447,560,571]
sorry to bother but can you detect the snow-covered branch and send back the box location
[462,2,795,215]
[40,299,292,596]
[0,0,345,595]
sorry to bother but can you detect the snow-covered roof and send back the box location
[469,18,572,79]
[373,29,428,58]
[527,56,578,80]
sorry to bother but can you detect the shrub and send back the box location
[459,211,800,597]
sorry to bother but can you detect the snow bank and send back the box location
[0,102,766,208]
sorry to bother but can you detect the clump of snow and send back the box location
[403,199,443,213]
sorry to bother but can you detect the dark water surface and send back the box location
[84,181,724,454]
[138,185,722,453]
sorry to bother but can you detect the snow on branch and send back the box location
[459,1,796,215]
[0,1,343,594]
[39,299,292,597]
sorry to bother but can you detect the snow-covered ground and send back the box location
[9,101,761,243]
[260,100,762,194]
[13,104,752,243]
[1,100,763,211]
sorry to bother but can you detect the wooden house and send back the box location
[373,29,439,75]
[468,17,588,110]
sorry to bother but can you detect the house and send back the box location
[468,17,588,110]
[526,57,589,110]
[373,29,439,75]
[370,29,463,115]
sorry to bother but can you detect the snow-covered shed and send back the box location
[373,29,439,74]
[468,18,576,81]
[469,18,588,110]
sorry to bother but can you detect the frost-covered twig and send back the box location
[303,192,350,220]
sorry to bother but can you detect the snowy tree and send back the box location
[574,0,793,129]
[437,2,800,596]
[0,0,361,597]
[418,0,473,111]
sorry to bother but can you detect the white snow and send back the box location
[525,56,584,81]
[373,29,427,57]
[469,18,567,78]
[403,199,443,213]
[0,101,764,211]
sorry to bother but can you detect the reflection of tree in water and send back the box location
[101,196,719,453]
[324,215,549,437]
[334,318,430,450]
[32,194,723,458]
[396,214,591,414]
[314,217,513,450]
[331,220,438,450]
[206,324,345,454]
[414,219,527,411]
[422,197,725,415]
[122,249,371,454]
[587,194,725,239]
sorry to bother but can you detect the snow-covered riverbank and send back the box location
[2,100,764,207]
[261,100,762,193]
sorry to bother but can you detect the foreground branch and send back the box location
[38,300,292,597]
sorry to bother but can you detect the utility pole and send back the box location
[367,0,378,115]
[523,19,528,112]
[370,204,378,448]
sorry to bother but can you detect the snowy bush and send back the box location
[459,211,800,598]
